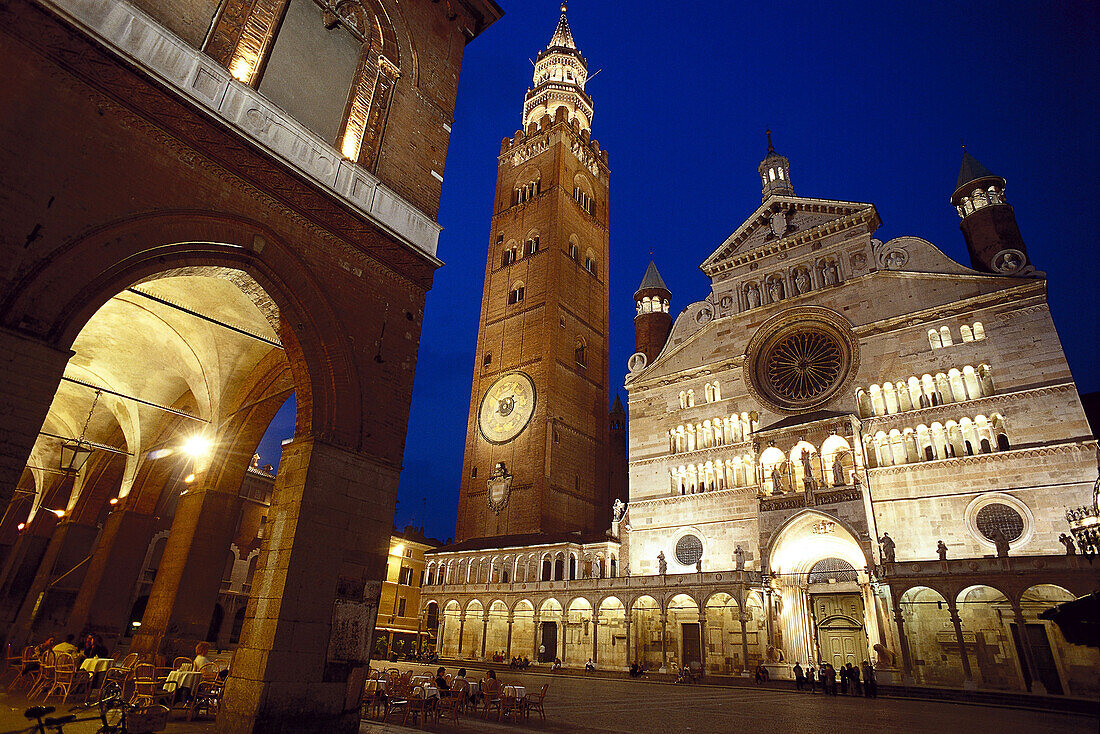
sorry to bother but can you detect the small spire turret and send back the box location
[950,148,1030,275]
[758,129,793,200]
[523,3,593,131]
[634,260,672,364]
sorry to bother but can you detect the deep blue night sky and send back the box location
[257,1,1100,542]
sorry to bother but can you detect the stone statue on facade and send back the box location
[990,527,1010,558]
[771,466,783,495]
[695,559,702,573]
[823,261,837,285]
[734,545,745,571]
[936,540,948,561]
[800,452,816,492]
[879,532,896,563]
[794,269,810,294]
[768,279,784,302]
[657,551,667,575]
[612,498,626,523]
[873,643,896,668]
[1059,533,1077,555]
[832,455,846,487]
[746,284,760,308]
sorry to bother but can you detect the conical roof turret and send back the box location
[634,260,670,297]
[758,129,793,200]
[610,393,625,417]
[955,149,997,190]
[548,3,576,49]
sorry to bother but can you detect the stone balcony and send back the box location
[43,0,442,259]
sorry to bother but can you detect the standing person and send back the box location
[806,663,816,693]
[826,664,838,695]
[793,661,804,691]
[839,663,848,695]
[849,663,861,696]
[861,660,877,698]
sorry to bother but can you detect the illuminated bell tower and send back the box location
[455,4,611,542]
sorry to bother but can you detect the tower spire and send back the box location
[758,129,793,200]
[523,3,593,131]
[950,149,1030,274]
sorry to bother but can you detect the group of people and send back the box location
[22,633,110,674]
[506,656,531,669]
[628,661,645,678]
[792,660,878,697]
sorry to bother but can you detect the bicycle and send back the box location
[9,680,168,734]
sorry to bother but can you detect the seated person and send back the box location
[193,641,212,669]
[585,658,595,671]
[629,661,643,678]
[551,658,562,671]
[82,633,109,660]
[434,666,450,693]
[52,634,81,659]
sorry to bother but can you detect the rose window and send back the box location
[674,535,703,566]
[764,330,843,403]
[976,503,1024,542]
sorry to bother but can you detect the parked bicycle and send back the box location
[8,680,168,734]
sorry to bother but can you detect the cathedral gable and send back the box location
[701,196,878,277]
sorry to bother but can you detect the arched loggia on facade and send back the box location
[0,213,427,732]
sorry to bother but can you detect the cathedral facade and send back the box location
[423,7,1098,700]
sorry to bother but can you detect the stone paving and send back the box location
[362,662,1095,734]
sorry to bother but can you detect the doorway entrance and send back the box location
[540,621,557,662]
[1010,623,1064,694]
[811,593,868,668]
[681,622,702,668]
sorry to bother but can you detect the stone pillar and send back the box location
[129,471,241,661]
[0,327,71,516]
[0,513,59,623]
[623,616,631,670]
[217,438,400,734]
[505,615,513,659]
[558,617,565,664]
[458,614,465,655]
[891,606,913,681]
[9,519,99,647]
[739,612,751,674]
[659,611,668,672]
[946,601,974,685]
[533,615,540,660]
[67,509,157,649]
[591,614,599,666]
[480,614,488,659]
[697,613,706,670]
[1010,601,1046,694]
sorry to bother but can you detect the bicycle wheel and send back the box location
[98,680,125,729]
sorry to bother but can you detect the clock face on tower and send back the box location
[477,372,537,445]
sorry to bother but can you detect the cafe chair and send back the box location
[524,683,548,720]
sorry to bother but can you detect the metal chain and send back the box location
[78,389,101,443]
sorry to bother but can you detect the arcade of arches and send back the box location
[425,510,1100,698]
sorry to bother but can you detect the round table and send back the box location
[164,669,202,695]
[80,657,113,674]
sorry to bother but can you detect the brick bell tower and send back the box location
[455,3,611,542]
[950,148,1032,275]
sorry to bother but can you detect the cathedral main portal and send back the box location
[811,592,869,668]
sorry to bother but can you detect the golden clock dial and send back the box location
[477,371,537,444]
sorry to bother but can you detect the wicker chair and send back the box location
[43,652,91,704]
[479,678,502,719]
[439,681,465,725]
[186,663,223,721]
[6,647,38,692]
[523,683,549,720]
[105,652,139,700]
[27,651,56,700]
[499,685,523,721]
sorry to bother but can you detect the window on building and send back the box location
[575,339,587,368]
[483,352,492,366]
[398,566,413,585]
[502,246,517,266]
[568,242,578,260]
[397,597,407,617]
[584,254,597,276]
[508,283,525,304]
[471,467,478,478]
[573,187,592,214]
[525,236,540,255]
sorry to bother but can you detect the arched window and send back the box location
[712,381,721,400]
[584,249,598,276]
[679,391,687,410]
[508,282,525,305]
[928,329,941,349]
[525,234,540,255]
[807,557,857,584]
[574,338,587,368]
[483,353,492,367]
[502,242,518,266]
[960,325,973,342]
[687,389,695,407]
[973,322,985,340]
[704,383,715,402]
[568,241,578,260]
[939,326,953,347]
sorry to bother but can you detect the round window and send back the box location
[975,503,1024,542]
[674,535,703,566]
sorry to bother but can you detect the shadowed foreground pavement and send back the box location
[360,662,1095,734]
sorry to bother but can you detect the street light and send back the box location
[60,389,101,474]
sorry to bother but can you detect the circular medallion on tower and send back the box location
[744,308,858,412]
[478,371,537,445]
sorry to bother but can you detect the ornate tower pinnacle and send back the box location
[950,148,1030,275]
[523,3,593,131]
[758,129,794,200]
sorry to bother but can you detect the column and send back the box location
[9,519,99,647]
[891,606,913,681]
[480,614,488,659]
[0,327,71,516]
[458,614,465,655]
[946,600,974,685]
[217,438,401,734]
[591,614,599,666]
[739,612,751,674]
[558,616,565,663]
[624,616,632,671]
[505,615,514,660]
[659,611,668,672]
[1010,600,1046,694]
[697,613,707,670]
[533,615,540,660]
[0,512,61,623]
[67,509,157,649]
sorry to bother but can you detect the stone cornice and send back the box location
[866,440,1097,476]
[626,485,757,510]
[630,439,753,468]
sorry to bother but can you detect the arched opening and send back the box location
[538,598,563,662]
[565,597,594,666]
